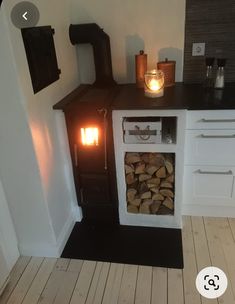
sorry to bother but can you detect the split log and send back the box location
[149,154,165,167]
[160,189,174,198]
[157,205,173,215]
[160,181,173,189]
[135,162,146,174]
[152,193,165,201]
[165,160,174,174]
[156,167,167,178]
[141,153,150,163]
[147,183,157,189]
[127,188,137,202]
[146,165,158,176]
[150,201,162,214]
[138,182,149,194]
[127,205,139,213]
[129,198,141,207]
[125,152,141,164]
[150,187,159,194]
[139,174,152,182]
[166,174,174,183]
[126,173,136,185]
[125,164,134,174]
[140,191,152,199]
[162,197,174,210]
[139,204,150,214]
[142,199,154,206]
[146,178,160,186]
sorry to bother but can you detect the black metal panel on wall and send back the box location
[183,0,235,83]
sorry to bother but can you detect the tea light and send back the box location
[144,69,164,98]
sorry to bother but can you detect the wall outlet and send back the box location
[192,43,205,56]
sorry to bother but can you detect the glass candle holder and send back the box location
[144,69,164,98]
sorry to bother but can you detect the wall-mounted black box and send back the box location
[21,26,61,94]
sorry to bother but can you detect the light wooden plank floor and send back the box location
[1,216,235,304]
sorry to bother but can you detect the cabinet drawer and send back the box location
[187,110,235,130]
[183,165,235,206]
[185,130,235,166]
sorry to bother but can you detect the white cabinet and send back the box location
[183,110,235,217]
[113,109,186,229]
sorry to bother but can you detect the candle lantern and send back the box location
[144,69,164,98]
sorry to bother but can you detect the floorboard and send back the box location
[1,216,235,304]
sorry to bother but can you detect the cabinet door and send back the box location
[0,244,9,295]
[187,110,235,130]
[185,130,235,166]
[184,165,235,206]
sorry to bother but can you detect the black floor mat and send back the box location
[62,221,184,269]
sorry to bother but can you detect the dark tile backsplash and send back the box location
[183,0,235,83]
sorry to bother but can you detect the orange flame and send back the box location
[81,128,99,146]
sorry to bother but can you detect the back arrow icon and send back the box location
[22,12,28,20]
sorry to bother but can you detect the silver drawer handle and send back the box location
[199,134,235,139]
[200,118,235,123]
[196,169,233,175]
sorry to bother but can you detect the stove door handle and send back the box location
[98,108,108,171]
[80,188,84,204]
[74,144,78,167]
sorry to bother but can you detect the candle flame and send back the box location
[81,128,99,146]
[149,79,161,91]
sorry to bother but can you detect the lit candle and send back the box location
[149,79,161,91]
[144,69,164,98]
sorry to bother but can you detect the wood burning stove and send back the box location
[54,86,119,223]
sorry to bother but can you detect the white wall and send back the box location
[0,0,81,256]
[0,179,19,270]
[71,0,186,83]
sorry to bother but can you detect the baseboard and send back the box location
[0,275,10,296]
[73,205,83,222]
[182,204,235,218]
[56,211,76,257]
[18,212,76,258]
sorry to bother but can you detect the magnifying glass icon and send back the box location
[208,279,216,287]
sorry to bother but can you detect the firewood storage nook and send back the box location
[113,110,186,228]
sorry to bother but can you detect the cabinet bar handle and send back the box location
[196,169,233,175]
[200,118,235,123]
[199,134,235,139]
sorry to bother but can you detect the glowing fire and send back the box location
[149,79,161,91]
[81,127,99,146]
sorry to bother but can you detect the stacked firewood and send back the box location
[125,152,174,215]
